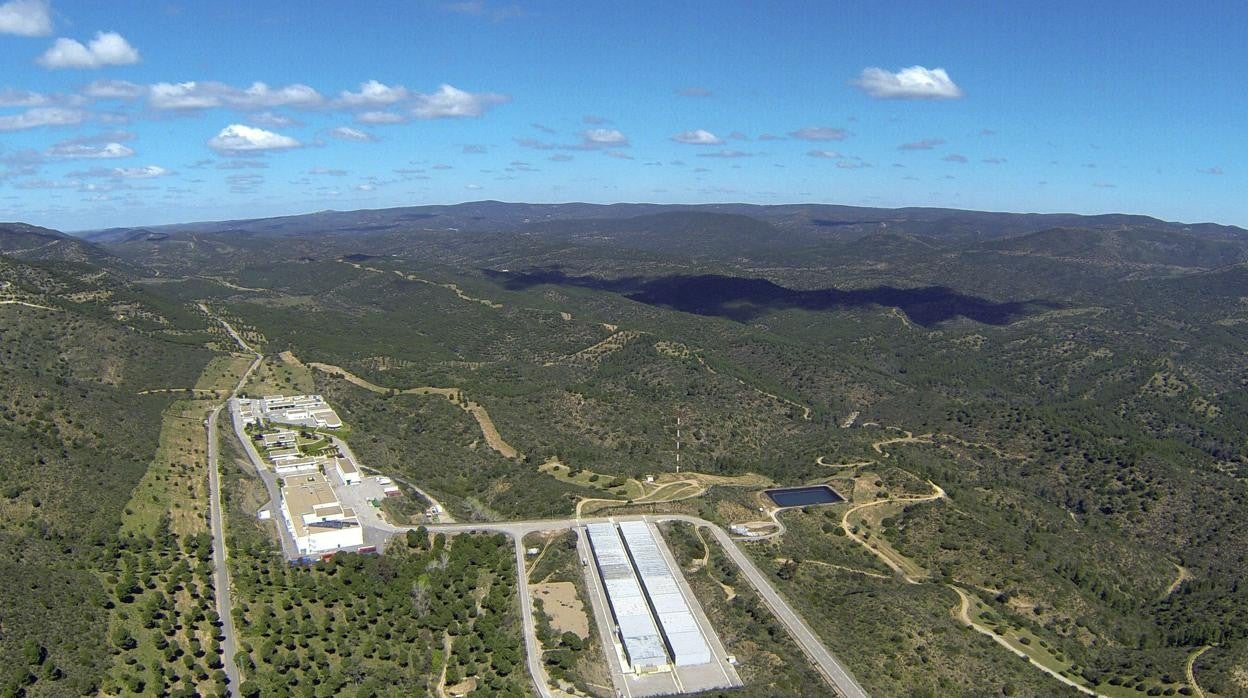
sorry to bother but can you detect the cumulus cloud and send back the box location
[899,138,945,150]
[70,164,172,178]
[338,80,409,107]
[412,84,509,118]
[83,79,145,99]
[38,32,141,69]
[0,0,51,36]
[207,124,301,154]
[0,88,52,107]
[46,140,134,159]
[216,159,267,170]
[671,129,723,145]
[0,106,86,131]
[789,126,846,141]
[807,150,843,159]
[516,129,628,151]
[757,133,785,141]
[582,114,608,125]
[149,82,222,110]
[581,128,627,146]
[942,153,968,163]
[356,110,406,124]
[329,126,375,141]
[250,112,300,128]
[854,65,963,100]
[229,82,323,109]
[148,81,323,110]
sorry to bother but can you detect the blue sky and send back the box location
[0,0,1243,231]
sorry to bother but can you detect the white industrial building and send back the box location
[280,473,363,554]
[586,523,671,674]
[618,521,713,667]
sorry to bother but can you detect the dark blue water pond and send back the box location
[765,485,845,508]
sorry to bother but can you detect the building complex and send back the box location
[586,520,721,676]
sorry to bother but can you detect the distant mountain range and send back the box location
[77,201,1247,245]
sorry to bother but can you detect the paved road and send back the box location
[201,305,264,696]
[390,513,868,698]
[511,532,558,698]
[205,405,242,695]
[673,516,869,698]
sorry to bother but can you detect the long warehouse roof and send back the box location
[585,522,669,670]
[617,520,713,667]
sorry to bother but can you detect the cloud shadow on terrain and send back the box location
[485,268,1059,326]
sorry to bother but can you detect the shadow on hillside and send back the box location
[485,267,1058,326]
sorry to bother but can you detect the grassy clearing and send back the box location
[120,398,212,539]
[193,354,254,392]
[241,355,314,398]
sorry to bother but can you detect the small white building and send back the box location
[334,457,361,485]
[260,395,344,429]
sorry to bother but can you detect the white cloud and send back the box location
[807,150,843,159]
[150,82,222,110]
[113,165,171,178]
[789,126,846,141]
[228,82,322,109]
[338,80,408,107]
[0,0,51,36]
[207,124,301,154]
[38,32,141,69]
[582,128,627,146]
[329,126,375,141]
[854,65,963,100]
[0,88,50,107]
[148,81,322,110]
[671,129,723,145]
[0,106,86,131]
[83,79,145,99]
[47,141,134,159]
[308,166,347,176]
[250,111,299,128]
[411,84,509,118]
[942,153,968,163]
[69,164,172,179]
[356,110,406,124]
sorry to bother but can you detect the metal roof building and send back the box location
[585,523,671,673]
[618,520,713,667]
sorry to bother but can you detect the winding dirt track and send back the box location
[1186,645,1211,698]
[841,481,946,582]
[306,361,519,459]
[950,585,1102,696]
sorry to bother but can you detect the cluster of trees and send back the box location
[230,532,528,697]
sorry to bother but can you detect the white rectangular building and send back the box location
[334,457,361,485]
[586,523,671,674]
[618,520,713,667]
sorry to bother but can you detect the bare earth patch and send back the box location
[533,582,589,639]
